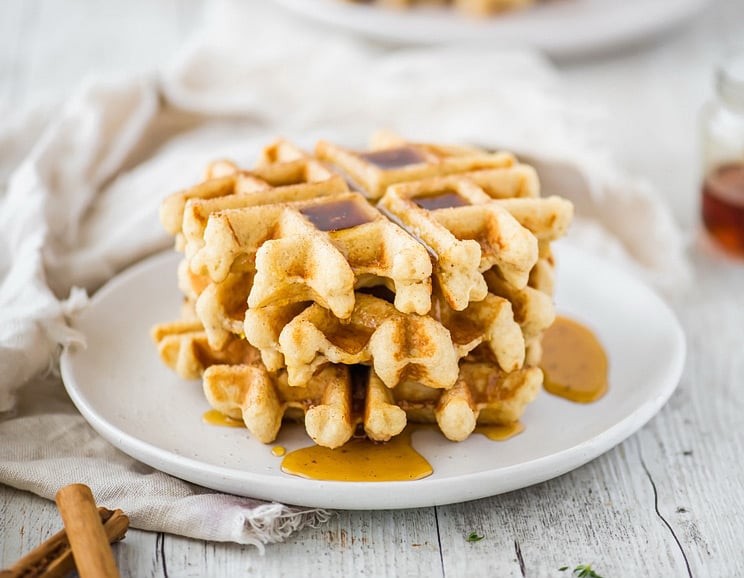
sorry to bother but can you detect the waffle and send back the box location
[378,174,540,309]
[182,159,349,260]
[370,131,544,200]
[151,319,260,380]
[391,362,543,442]
[492,196,574,241]
[274,293,459,389]
[315,139,515,199]
[195,271,254,350]
[177,257,210,302]
[201,359,540,446]
[191,191,433,318]
[203,363,357,448]
[244,285,526,386]
[256,138,309,167]
[484,269,555,342]
[159,158,243,237]
[160,155,348,256]
[152,133,574,449]
[430,292,525,371]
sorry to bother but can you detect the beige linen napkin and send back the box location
[0,0,689,547]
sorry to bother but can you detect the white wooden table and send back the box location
[2,1,743,575]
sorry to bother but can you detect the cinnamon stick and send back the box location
[1,506,128,578]
[54,484,122,578]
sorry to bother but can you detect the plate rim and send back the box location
[60,244,686,509]
[269,0,711,57]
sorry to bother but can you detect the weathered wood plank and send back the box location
[114,529,161,578]
[436,442,687,578]
[645,246,744,577]
[160,509,443,577]
[0,486,61,566]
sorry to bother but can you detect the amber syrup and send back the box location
[702,163,744,257]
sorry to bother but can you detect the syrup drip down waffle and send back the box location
[153,133,573,448]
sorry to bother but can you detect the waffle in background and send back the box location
[151,133,573,449]
[341,0,539,17]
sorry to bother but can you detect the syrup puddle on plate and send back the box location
[540,316,608,403]
[474,421,525,441]
[282,426,431,482]
[281,421,525,482]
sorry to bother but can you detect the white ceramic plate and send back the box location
[60,244,685,509]
[270,0,710,57]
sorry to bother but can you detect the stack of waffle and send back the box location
[152,133,573,449]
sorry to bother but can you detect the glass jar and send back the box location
[700,53,744,257]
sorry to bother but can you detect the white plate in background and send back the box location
[270,0,711,57]
[60,244,685,509]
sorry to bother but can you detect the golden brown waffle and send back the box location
[378,174,540,309]
[159,158,245,238]
[492,196,574,241]
[203,363,357,448]
[152,132,574,449]
[195,271,254,350]
[244,289,525,389]
[430,292,525,371]
[484,269,555,342]
[202,362,403,447]
[201,359,539,446]
[370,131,544,200]
[391,362,543,442]
[177,258,210,302]
[256,138,309,167]
[183,157,348,256]
[191,191,433,317]
[273,293,460,389]
[364,369,408,442]
[151,320,260,380]
[315,139,516,199]
[161,155,348,254]
[242,302,309,372]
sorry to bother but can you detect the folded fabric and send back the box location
[0,0,689,546]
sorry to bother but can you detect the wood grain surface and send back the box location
[1,0,743,576]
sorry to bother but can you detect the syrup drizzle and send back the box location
[359,147,427,169]
[414,191,470,211]
[300,198,374,231]
[474,421,525,441]
[540,316,608,403]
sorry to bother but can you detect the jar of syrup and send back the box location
[700,53,744,257]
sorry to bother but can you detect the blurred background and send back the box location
[1,0,742,234]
